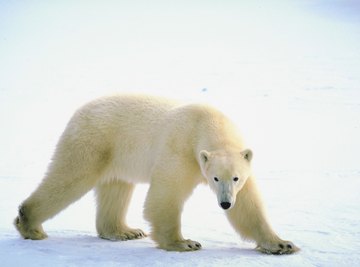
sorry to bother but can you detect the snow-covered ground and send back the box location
[1,0,360,266]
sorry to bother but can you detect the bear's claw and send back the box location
[161,239,202,252]
[99,228,147,241]
[256,240,299,255]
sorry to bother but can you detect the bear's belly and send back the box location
[99,150,155,184]
[99,160,153,184]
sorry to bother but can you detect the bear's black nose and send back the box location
[220,202,231,210]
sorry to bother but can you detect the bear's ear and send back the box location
[241,149,253,162]
[200,150,211,164]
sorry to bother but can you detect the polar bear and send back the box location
[14,95,298,254]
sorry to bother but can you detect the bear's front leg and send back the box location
[226,176,299,255]
[144,172,201,252]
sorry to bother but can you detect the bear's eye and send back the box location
[233,177,239,182]
[214,177,219,182]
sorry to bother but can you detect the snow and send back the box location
[1,0,360,266]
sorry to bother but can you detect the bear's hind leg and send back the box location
[95,180,146,241]
[14,136,109,240]
[14,165,99,240]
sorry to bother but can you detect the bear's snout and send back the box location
[220,202,231,210]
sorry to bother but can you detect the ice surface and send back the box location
[1,0,360,266]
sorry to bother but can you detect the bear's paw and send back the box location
[14,216,48,240]
[160,239,202,252]
[99,227,146,241]
[256,240,299,255]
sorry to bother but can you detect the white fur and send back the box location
[14,94,298,254]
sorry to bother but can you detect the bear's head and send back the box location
[199,149,252,210]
